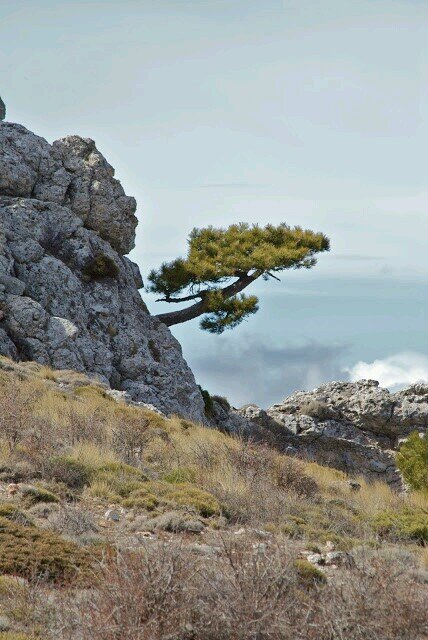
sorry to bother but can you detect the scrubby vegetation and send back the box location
[397,431,428,492]
[0,515,91,582]
[0,357,426,638]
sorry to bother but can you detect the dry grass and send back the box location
[0,370,425,543]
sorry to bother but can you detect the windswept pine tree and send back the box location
[149,222,330,333]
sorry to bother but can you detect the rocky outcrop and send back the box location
[0,121,204,421]
[223,380,428,490]
[271,380,428,444]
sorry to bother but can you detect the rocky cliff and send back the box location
[0,121,204,420]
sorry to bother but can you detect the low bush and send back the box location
[397,432,428,492]
[125,481,220,517]
[293,558,327,586]
[46,456,92,489]
[82,254,119,280]
[0,516,91,582]
[48,505,97,537]
[122,487,160,511]
[372,508,428,544]
[163,467,196,484]
[155,482,220,517]
[87,463,146,501]
[19,485,59,507]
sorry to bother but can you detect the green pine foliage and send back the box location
[149,222,329,332]
[396,432,428,492]
[200,291,259,334]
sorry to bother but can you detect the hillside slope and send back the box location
[0,360,425,638]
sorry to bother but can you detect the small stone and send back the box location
[324,551,355,568]
[369,460,387,473]
[104,508,122,522]
[307,553,324,565]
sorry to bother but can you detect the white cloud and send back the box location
[346,352,428,391]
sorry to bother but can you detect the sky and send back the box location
[1,0,427,407]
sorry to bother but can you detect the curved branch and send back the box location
[155,271,262,327]
[156,291,204,303]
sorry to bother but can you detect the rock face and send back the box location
[230,380,428,490]
[0,121,205,421]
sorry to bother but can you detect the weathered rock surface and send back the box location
[0,121,204,421]
[220,380,428,489]
[271,380,428,442]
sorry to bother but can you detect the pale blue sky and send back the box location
[1,0,427,406]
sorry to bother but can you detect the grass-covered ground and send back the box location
[0,356,426,639]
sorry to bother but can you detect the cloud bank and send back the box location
[190,336,347,408]
[346,352,428,391]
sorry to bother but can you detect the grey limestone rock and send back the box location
[231,379,428,489]
[0,121,204,421]
[271,380,428,441]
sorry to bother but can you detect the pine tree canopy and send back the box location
[149,222,329,333]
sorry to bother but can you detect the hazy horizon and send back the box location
[1,0,427,406]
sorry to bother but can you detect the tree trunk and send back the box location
[155,272,261,327]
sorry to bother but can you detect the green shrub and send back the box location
[19,485,59,507]
[372,509,428,544]
[293,558,327,586]
[158,482,220,517]
[96,462,145,478]
[82,254,119,280]
[122,487,160,511]
[396,432,428,492]
[74,385,111,400]
[0,634,32,640]
[46,456,92,489]
[163,467,197,484]
[88,463,147,501]
[198,386,214,416]
[0,516,91,582]
[128,481,220,517]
